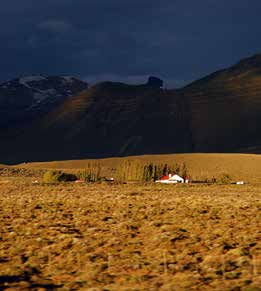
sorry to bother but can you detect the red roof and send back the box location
[160,175,170,180]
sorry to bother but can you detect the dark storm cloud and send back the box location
[1,0,261,87]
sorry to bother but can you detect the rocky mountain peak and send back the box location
[0,75,88,127]
[146,76,163,88]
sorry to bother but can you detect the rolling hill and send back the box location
[0,54,261,164]
[15,153,261,183]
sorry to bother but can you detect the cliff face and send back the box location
[0,55,261,164]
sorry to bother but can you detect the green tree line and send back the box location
[76,160,188,182]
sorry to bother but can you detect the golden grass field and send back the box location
[0,182,260,290]
[0,154,260,290]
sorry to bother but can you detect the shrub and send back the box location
[43,170,77,183]
[216,173,232,184]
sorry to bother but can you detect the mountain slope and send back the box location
[1,80,191,163]
[0,54,261,163]
[185,54,261,152]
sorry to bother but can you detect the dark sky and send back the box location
[1,0,261,87]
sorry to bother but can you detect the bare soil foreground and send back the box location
[0,181,260,290]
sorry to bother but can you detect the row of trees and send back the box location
[43,160,189,183]
[42,161,233,184]
[77,162,102,182]
[117,160,188,182]
[76,160,188,182]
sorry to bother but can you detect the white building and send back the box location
[156,173,184,184]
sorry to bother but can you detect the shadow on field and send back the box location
[0,267,63,290]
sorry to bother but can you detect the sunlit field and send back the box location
[16,153,261,184]
[0,180,260,290]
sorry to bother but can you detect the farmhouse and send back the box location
[156,173,184,184]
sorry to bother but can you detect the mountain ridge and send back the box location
[0,54,261,164]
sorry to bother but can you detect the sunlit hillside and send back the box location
[15,153,261,183]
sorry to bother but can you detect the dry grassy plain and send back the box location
[16,153,261,183]
[0,180,260,290]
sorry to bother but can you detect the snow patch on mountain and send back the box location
[18,76,79,103]
[63,76,75,83]
[0,75,88,120]
[19,75,46,88]
[33,88,57,101]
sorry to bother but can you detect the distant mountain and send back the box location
[0,78,191,162]
[0,75,88,127]
[0,54,261,164]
